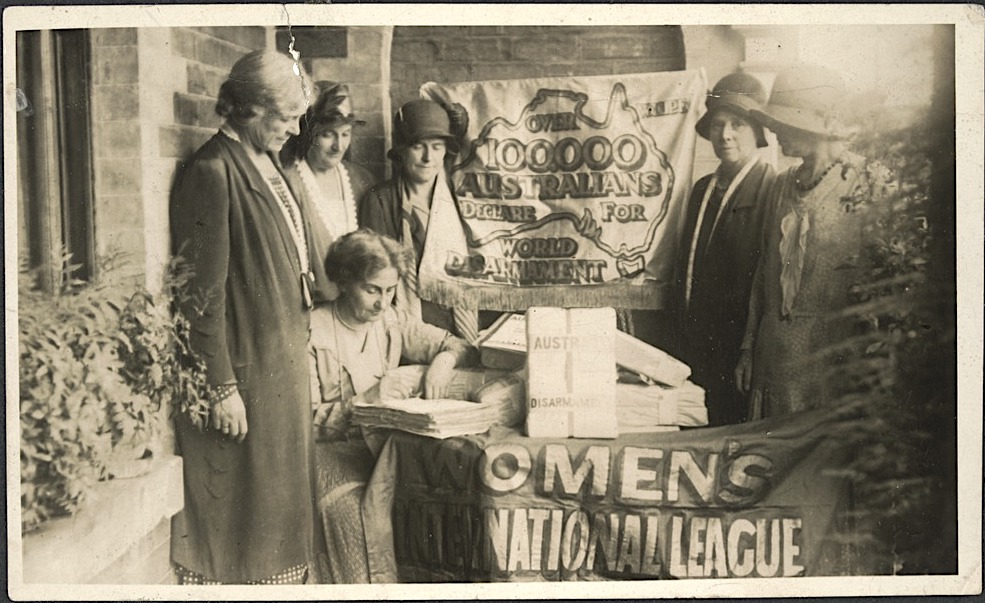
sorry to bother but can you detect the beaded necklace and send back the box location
[220,126,314,309]
[794,158,841,192]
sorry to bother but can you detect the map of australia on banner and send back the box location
[418,70,706,311]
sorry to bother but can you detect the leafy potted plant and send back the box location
[18,252,212,530]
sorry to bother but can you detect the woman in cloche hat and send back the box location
[735,64,888,419]
[358,99,484,343]
[676,72,777,427]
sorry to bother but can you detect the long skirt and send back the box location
[750,312,851,418]
[312,438,376,584]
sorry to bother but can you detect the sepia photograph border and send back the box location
[4,3,983,600]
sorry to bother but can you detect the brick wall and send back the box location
[163,26,268,161]
[390,26,686,108]
[90,28,144,282]
[151,26,269,285]
[88,26,267,289]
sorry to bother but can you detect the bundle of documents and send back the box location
[475,313,530,369]
[478,312,692,387]
[352,397,500,439]
[616,381,708,432]
[614,330,691,388]
[473,369,527,428]
[525,307,619,439]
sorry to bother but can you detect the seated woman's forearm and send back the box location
[439,335,478,367]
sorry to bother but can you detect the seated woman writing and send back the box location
[308,229,477,583]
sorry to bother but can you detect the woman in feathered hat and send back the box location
[676,72,776,427]
[735,65,887,418]
[282,81,375,303]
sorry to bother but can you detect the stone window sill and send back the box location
[21,454,183,584]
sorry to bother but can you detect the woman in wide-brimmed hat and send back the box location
[676,72,777,427]
[735,65,885,419]
[281,81,375,303]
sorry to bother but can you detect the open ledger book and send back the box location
[350,366,515,439]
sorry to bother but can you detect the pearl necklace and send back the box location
[333,304,370,332]
[795,159,840,192]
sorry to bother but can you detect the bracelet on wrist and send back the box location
[209,383,238,406]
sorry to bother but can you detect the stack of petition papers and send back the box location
[352,398,500,439]
[615,381,708,433]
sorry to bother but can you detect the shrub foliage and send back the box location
[829,107,955,574]
[19,253,211,530]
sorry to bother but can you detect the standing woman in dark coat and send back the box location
[675,73,776,426]
[169,50,317,584]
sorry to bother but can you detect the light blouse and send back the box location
[308,303,476,434]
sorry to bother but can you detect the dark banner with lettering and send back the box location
[362,407,865,582]
[417,71,706,311]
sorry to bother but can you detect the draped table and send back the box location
[360,406,864,583]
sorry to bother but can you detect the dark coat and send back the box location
[675,159,776,426]
[357,178,498,335]
[357,177,402,241]
[169,133,315,582]
[343,160,375,211]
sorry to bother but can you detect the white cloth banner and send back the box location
[419,70,706,310]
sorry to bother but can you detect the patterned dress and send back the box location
[743,152,878,417]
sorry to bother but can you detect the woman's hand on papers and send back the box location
[372,375,400,401]
[423,351,458,399]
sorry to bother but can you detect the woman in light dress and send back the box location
[308,229,476,583]
[736,65,886,418]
